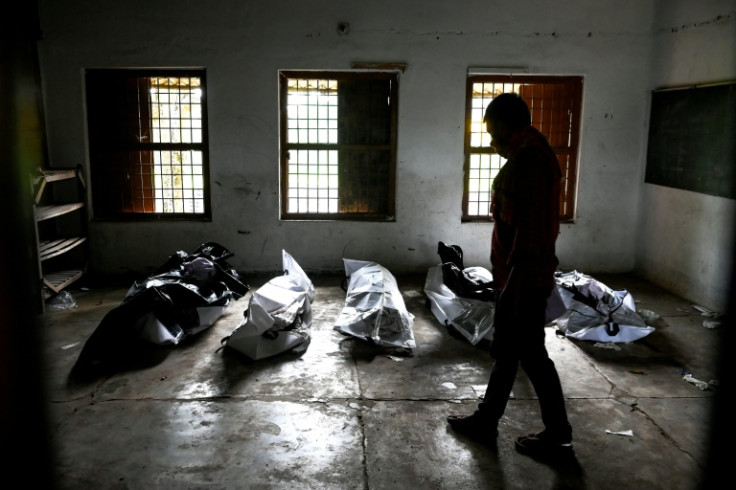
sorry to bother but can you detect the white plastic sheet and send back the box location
[424,264,568,345]
[334,259,416,349]
[424,265,495,345]
[224,250,314,360]
[552,270,655,343]
[424,264,652,345]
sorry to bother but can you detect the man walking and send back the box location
[448,93,573,460]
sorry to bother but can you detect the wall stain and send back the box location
[233,185,260,198]
[667,13,732,33]
[342,239,355,257]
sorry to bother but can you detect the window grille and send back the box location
[464,75,582,221]
[85,69,210,220]
[279,71,398,221]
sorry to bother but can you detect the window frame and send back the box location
[85,68,212,221]
[463,74,583,222]
[278,70,399,221]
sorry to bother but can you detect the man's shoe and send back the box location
[447,413,498,443]
[515,431,574,460]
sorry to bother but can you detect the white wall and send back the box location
[37,1,721,299]
[636,0,736,312]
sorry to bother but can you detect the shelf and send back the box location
[39,237,87,261]
[43,270,85,298]
[35,202,85,221]
[33,169,79,205]
[31,166,89,311]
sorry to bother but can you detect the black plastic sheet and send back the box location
[71,242,249,378]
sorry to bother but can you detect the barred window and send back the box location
[464,75,582,221]
[85,69,211,220]
[279,71,398,221]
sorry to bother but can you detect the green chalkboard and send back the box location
[645,82,736,199]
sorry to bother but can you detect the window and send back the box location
[85,69,210,220]
[279,71,398,220]
[464,75,582,221]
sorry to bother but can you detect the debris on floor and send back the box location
[638,309,660,323]
[682,372,718,391]
[692,305,719,318]
[46,290,77,311]
[606,429,634,437]
[702,320,721,329]
[594,342,622,350]
[691,304,723,329]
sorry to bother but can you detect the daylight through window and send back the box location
[286,79,339,214]
[85,69,211,220]
[464,75,582,221]
[279,71,398,221]
[149,77,205,213]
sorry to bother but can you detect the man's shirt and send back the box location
[491,126,561,291]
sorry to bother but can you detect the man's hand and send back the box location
[497,266,526,319]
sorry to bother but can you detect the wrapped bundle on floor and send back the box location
[334,259,416,350]
[552,270,655,343]
[222,250,314,360]
[71,242,250,376]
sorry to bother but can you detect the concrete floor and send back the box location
[38,272,724,490]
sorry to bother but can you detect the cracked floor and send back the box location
[39,272,722,489]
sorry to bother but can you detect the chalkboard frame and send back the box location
[645,81,736,199]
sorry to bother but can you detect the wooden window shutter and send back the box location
[337,79,392,215]
[518,79,581,220]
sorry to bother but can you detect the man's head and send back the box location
[483,93,531,157]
